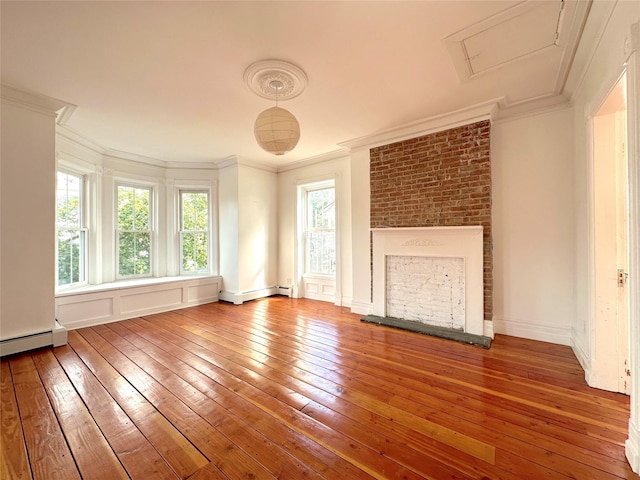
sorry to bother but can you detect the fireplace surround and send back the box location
[371,226,485,336]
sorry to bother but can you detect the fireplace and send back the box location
[371,226,484,336]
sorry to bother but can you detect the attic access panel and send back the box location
[464,1,560,74]
[444,0,590,82]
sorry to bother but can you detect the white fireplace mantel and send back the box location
[371,226,484,336]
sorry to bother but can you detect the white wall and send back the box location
[350,148,372,314]
[218,162,240,294]
[218,160,278,302]
[491,108,576,345]
[237,164,278,294]
[1,101,56,339]
[1,93,63,345]
[277,155,353,306]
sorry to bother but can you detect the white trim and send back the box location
[492,94,571,123]
[493,317,571,346]
[351,300,373,316]
[277,149,350,173]
[571,326,592,381]
[566,1,618,105]
[0,321,67,357]
[214,155,278,173]
[339,296,353,309]
[339,99,499,152]
[625,21,640,475]
[627,422,640,474]
[0,84,76,122]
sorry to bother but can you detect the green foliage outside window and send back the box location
[181,192,209,273]
[57,172,84,286]
[117,185,151,276]
[307,187,335,275]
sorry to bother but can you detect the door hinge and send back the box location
[618,268,629,286]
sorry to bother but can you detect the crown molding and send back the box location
[57,125,106,154]
[1,84,76,122]
[213,155,278,173]
[339,99,501,152]
[277,148,350,173]
[492,93,572,123]
[564,0,618,101]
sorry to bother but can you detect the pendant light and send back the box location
[244,60,307,156]
[254,80,300,155]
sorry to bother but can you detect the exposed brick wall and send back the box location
[369,120,492,321]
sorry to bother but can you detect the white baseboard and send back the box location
[0,321,68,357]
[219,286,278,305]
[493,316,571,345]
[570,327,592,381]
[627,419,640,474]
[350,300,372,316]
[339,296,353,308]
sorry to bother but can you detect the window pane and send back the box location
[306,186,336,275]
[118,232,151,276]
[182,232,208,272]
[180,191,209,274]
[57,172,81,228]
[307,188,335,229]
[57,171,85,286]
[57,230,84,285]
[117,186,150,230]
[308,230,335,274]
[182,192,208,230]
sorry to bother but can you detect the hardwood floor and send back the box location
[1,297,636,479]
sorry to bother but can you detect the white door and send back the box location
[592,73,630,394]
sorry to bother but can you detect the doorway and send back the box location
[592,72,630,394]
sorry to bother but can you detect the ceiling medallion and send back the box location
[244,60,308,100]
[245,60,307,155]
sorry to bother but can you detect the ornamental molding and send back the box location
[244,60,307,101]
[402,238,444,247]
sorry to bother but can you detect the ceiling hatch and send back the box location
[444,0,591,83]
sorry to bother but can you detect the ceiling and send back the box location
[1,1,592,169]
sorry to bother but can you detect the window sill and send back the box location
[55,275,220,298]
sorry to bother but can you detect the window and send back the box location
[117,184,152,277]
[305,185,335,275]
[180,190,209,274]
[56,171,86,287]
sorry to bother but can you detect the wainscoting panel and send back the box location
[56,276,222,330]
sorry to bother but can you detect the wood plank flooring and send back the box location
[1,297,636,479]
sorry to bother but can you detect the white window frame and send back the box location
[303,182,336,276]
[179,189,211,275]
[115,182,154,279]
[56,170,88,289]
